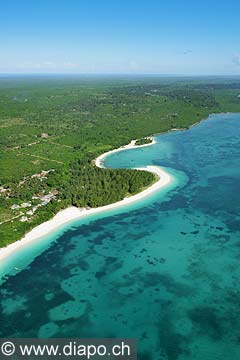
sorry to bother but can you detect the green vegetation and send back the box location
[1,75,240,247]
[63,160,155,208]
[135,137,153,146]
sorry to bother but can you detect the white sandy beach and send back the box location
[95,137,157,168]
[0,137,173,263]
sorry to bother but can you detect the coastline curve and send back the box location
[0,137,174,276]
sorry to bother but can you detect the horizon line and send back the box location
[0,73,240,78]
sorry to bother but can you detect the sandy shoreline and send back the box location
[95,137,157,168]
[0,137,173,264]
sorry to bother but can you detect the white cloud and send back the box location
[182,49,192,55]
[43,61,57,68]
[129,60,140,72]
[232,54,240,66]
[63,62,79,68]
[16,60,79,73]
[17,61,57,69]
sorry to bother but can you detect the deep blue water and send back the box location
[1,113,240,360]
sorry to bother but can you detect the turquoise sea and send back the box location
[1,113,240,359]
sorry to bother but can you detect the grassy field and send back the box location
[1,75,240,246]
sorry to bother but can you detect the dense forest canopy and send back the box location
[1,75,240,246]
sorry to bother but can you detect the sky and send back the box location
[1,0,240,75]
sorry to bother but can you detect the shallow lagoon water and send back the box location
[1,113,240,359]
